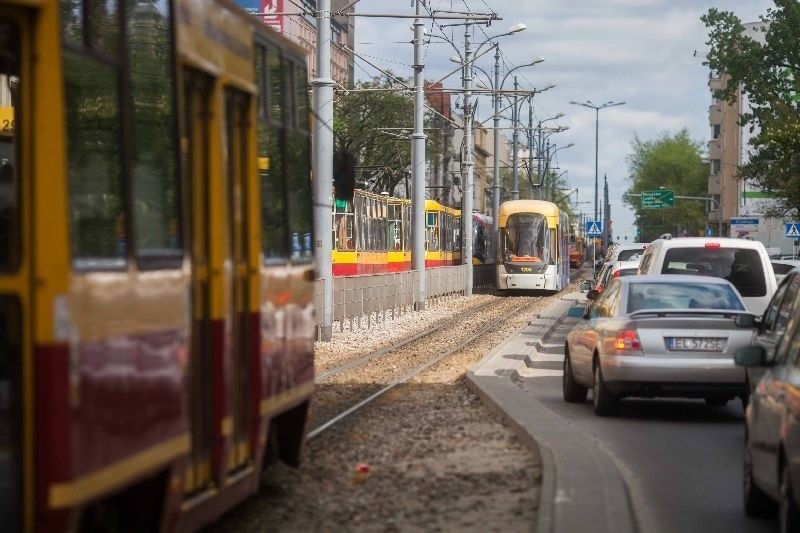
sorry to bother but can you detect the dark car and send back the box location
[734,269,800,529]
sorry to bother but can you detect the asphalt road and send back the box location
[518,315,776,533]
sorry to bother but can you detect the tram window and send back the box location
[63,52,126,267]
[266,48,282,124]
[295,64,309,131]
[128,0,181,266]
[0,21,20,272]
[286,60,311,262]
[255,46,267,121]
[0,295,22,531]
[286,128,311,261]
[256,45,287,261]
[59,0,119,53]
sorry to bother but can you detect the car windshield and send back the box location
[627,282,746,312]
[661,247,766,297]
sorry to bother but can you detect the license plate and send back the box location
[668,337,725,352]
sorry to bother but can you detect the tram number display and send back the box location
[0,107,14,134]
[510,214,539,225]
[520,267,533,273]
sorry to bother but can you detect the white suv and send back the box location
[637,236,776,315]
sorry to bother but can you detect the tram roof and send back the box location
[498,200,560,217]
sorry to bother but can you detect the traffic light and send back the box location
[333,148,355,200]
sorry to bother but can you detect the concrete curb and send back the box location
[466,293,638,533]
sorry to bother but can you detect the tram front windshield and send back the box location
[503,213,550,263]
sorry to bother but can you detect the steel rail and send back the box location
[315,298,501,382]
[308,299,538,440]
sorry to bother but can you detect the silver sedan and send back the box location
[563,274,757,416]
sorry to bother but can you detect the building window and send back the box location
[710,159,721,175]
[712,124,720,139]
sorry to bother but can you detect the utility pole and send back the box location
[511,76,520,200]
[461,24,474,296]
[491,44,501,236]
[411,0,427,309]
[312,0,334,340]
[603,174,610,249]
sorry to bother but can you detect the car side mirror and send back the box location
[734,345,767,367]
[579,280,593,291]
[734,314,758,328]
[586,289,599,300]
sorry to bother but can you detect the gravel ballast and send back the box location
[207,289,573,532]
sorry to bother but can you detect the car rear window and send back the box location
[628,282,746,312]
[661,247,766,297]
[772,262,796,275]
[618,248,645,261]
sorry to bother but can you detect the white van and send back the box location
[637,236,776,315]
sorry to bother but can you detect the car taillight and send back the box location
[597,284,604,293]
[616,329,642,352]
[705,242,721,248]
[613,270,620,278]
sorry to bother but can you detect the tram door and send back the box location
[182,69,214,495]
[0,15,24,532]
[223,89,252,472]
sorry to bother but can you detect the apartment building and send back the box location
[707,20,793,253]
[240,0,354,87]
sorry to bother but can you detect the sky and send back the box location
[351,0,775,241]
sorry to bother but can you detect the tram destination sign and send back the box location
[641,189,675,209]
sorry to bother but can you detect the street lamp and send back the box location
[530,124,569,197]
[471,53,544,232]
[443,22,527,296]
[511,80,554,202]
[539,142,574,199]
[568,100,626,233]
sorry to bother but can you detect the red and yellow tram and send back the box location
[332,190,462,275]
[0,0,313,529]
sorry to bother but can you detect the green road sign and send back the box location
[641,189,675,209]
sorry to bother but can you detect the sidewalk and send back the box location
[466,292,638,533]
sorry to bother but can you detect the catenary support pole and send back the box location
[491,44,501,247]
[511,76,520,201]
[462,25,474,295]
[411,0,427,309]
[312,0,334,340]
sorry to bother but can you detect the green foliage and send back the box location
[334,74,443,196]
[702,1,800,216]
[624,130,709,241]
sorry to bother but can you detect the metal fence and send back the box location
[314,265,473,334]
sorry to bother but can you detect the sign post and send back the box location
[586,220,603,274]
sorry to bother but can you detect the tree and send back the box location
[333,74,444,197]
[624,130,709,242]
[702,2,800,216]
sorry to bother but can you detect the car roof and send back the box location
[646,236,768,250]
[621,273,734,285]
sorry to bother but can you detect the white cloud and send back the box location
[350,0,774,239]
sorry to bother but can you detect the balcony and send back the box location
[708,139,721,161]
[708,104,722,125]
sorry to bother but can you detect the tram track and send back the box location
[308,297,541,439]
[315,297,503,382]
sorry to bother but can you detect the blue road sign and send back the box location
[706,227,713,236]
[586,220,603,236]
[786,223,800,238]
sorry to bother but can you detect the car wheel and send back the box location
[780,462,800,533]
[705,397,728,407]
[562,351,588,403]
[592,360,619,416]
[743,441,776,517]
